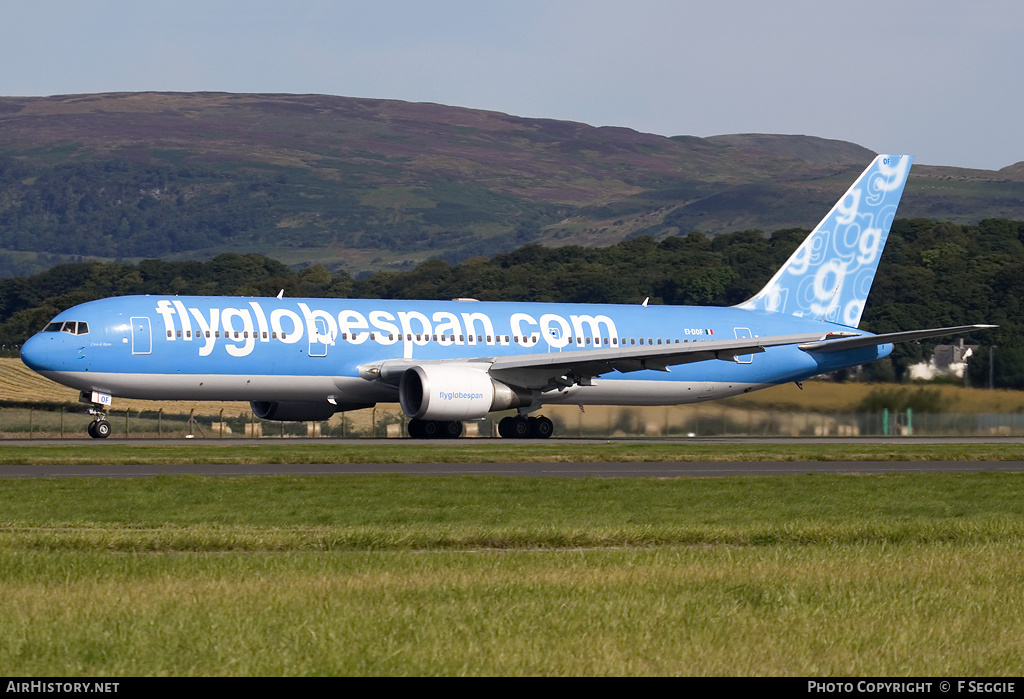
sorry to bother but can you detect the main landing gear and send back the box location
[498,415,553,439]
[406,415,554,439]
[407,419,464,439]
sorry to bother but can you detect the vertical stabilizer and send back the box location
[738,154,913,327]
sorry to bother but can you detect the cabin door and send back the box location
[309,317,329,357]
[130,316,152,355]
[733,327,753,364]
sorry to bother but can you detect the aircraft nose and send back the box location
[20,333,51,372]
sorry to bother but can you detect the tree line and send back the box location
[1,218,1020,387]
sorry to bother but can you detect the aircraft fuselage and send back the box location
[22,295,888,406]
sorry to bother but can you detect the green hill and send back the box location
[1,92,1022,277]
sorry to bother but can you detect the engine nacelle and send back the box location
[399,365,529,420]
[250,400,371,422]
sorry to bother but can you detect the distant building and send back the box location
[908,338,977,381]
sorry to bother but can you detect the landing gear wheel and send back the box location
[510,416,531,438]
[498,415,554,438]
[409,419,434,438]
[531,416,554,439]
[498,416,514,438]
[88,420,111,439]
[408,419,465,439]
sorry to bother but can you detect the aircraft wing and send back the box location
[366,332,826,391]
[797,324,996,353]
[364,324,996,392]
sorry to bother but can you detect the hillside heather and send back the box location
[1,92,1022,277]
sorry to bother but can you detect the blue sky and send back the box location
[2,0,1021,170]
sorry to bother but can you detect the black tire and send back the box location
[443,421,464,438]
[531,416,554,439]
[408,419,423,438]
[511,416,531,438]
[421,420,440,438]
[498,416,514,438]
[93,420,111,439]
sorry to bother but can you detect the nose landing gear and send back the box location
[86,407,111,439]
[87,418,111,439]
[79,391,114,439]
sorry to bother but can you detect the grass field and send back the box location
[0,440,1023,465]
[3,472,1024,675]
[4,357,1024,675]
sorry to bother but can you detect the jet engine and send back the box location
[398,365,529,420]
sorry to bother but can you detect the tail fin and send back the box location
[738,154,913,327]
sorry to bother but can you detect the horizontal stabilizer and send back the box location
[798,324,996,353]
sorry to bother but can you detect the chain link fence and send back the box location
[2,404,1023,439]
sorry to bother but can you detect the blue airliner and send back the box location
[20,154,991,438]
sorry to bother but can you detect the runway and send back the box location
[4,436,1024,447]
[3,460,1024,478]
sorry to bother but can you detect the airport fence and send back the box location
[2,404,1024,439]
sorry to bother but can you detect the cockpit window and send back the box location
[43,321,89,335]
